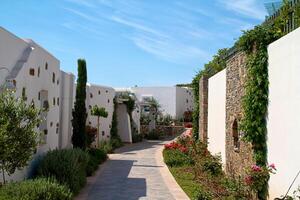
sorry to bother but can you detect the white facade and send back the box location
[0,27,74,182]
[207,69,226,164]
[131,86,194,119]
[268,27,300,199]
[85,84,115,143]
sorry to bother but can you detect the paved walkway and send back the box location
[76,136,189,200]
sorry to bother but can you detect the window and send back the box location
[186,99,189,103]
[57,98,59,106]
[108,99,110,103]
[22,87,27,101]
[89,105,92,109]
[98,90,101,95]
[102,131,105,136]
[57,79,59,85]
[106,90,108,93]
[38,92,41,100]
[29,68,35,76]
[53,98,56,106]
[50,122,53,127]
[52,73,55,83]
[232,119,240,152]
[45,62,48,70]
[38,67,40,77]
[44,129,48,135]
[89,121,91,125]
[90,93,93,98]
[56,127,59,134]
[56,123,59,127]
[43,101,49,110]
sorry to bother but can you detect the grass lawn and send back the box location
[168,166,200,199]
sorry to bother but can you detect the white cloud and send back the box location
[218,0,267,20]
[63,7,99,22]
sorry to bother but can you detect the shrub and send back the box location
[192,187,213,200]
[86,148,107,176]
[145,130,160,140]
[202,155,223,176]
[111,137,123,149]
[0,178,72,200]
[99,140,113,154]
[163,149,192,167]
[132,133,143,143]
[36,149,89,194]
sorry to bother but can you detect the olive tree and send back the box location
[0,89,40,184]
[91,105,108,147]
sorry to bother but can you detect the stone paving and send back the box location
[84,139,179,200]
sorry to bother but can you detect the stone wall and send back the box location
[198,76,208,142]
[225,51,254,177]
[141,125,185,136]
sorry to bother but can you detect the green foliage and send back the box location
[0,89,40,183]
[36,148,89,194]
[0,178,72,200]
[145,130,160,140]
[110,137,123,149]
[192,49,228,140]
[72,59,88,150]
[86,148,107,176]
[110,99,119,140]
[222,177,249,200]
[163,149,192,167]
[132,133,143,143]
[86,125,97,147]
[192,187,213,200]
[91,105,108,118]
[99,140,113,154]
[201,155,222,177]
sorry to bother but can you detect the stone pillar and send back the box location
[199,76,208,143]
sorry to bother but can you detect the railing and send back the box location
[265,0,300,34]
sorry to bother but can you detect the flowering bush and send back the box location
[244,164,276,193]
[164,141,188,154]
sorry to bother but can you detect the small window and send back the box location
[106,90,108,93]
[22,87,27,101]
[56,123,59,127]
[50,122,53,127]
[45,62,48,70]
[108,99,110,103]
[89,105,92,109]
[56,127,59,134]
[53,98,56,106]
[232,119,240,152]
[57,79,59,85]
[52,73,55,83]
[38,92,41,100]
[29,68,35,76]
[57,98,59,106]
[43,101,49,110]
[102,131,105,136]
[38,67,40,77]
[89,121,92,125]
[98,90,101,95]
[186,99,189,103]
[90,93,93,98]
[44,129,48,135]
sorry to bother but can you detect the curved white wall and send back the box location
[268,27,300,199]
[207,69,226,164]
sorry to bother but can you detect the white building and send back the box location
[0,27,75,181]
[85,83,115,143]
[131,86,194,120]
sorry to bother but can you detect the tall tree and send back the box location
[91,105,108,147]
[72,59,87,150]
[0,89,40,184]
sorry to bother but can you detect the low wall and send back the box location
[141,125,185,136]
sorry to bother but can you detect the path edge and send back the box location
[155,140,190,200]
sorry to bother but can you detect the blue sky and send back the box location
[0,0,267,87]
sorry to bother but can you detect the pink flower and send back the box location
[251,165,262,172]
[269,163,276,170]
[245,176,253,185]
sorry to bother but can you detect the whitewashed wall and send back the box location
[268,27,300,199]
[207,69,226,164]
[176,87,194,119]
[116,103,132,143]
[86,84,115,142]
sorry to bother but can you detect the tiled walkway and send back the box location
[77,137,188,200]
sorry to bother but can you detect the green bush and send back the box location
[145,130,160,140]
[86,148,107,176]
[110,137,123,149]
[0,178,72,200]
[192,187,213,200]
[163,149,192,167]
[202,155,222,176]
[36,149,89,194]
[99,140,114,154]
[132,133,143,143]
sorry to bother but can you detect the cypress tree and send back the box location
[72,59,87,150]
